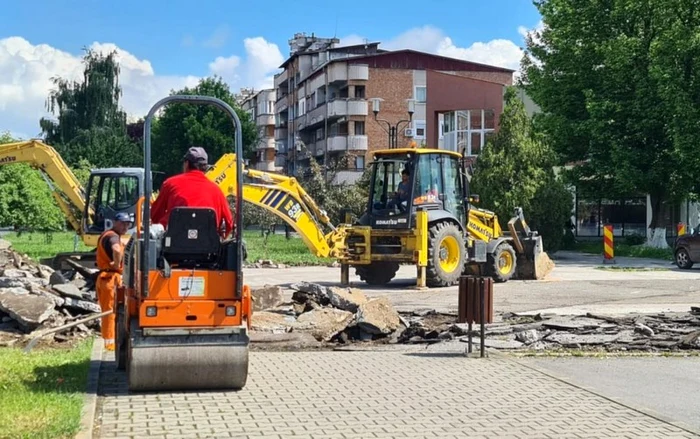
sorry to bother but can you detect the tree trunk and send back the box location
[646,193,670,249]
[285,224,291,240]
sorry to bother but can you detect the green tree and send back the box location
[39,48,141,168]
[0,132,65,231]
[470,87,573,252]
[151,77,259,180]
[521,0,700,248]
[298,156,370,226]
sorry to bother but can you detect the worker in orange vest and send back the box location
[95,212,132,351]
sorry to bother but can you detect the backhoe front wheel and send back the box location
[426,222,466,287]
[488,242,517,282]
[355,262,400,286]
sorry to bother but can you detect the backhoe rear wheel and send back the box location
[488,242,517,282]
[355,262,400,285]
[426,221,466,287]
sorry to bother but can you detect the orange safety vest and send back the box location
[96,230,124,274]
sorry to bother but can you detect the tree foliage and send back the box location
[39,48,141,169]
[298,156,371,226]
[0,132,65,231]
[470,87,573,252]
[521,0,700,246]
[151,77,259,179]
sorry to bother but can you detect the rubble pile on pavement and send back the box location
[401,308,700,352]
[0,239,99,347]
[250,281,402,343]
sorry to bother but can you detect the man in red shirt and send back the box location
[150,146,233,238]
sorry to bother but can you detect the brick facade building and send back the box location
[272,33,514,181]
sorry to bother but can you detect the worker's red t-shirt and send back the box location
[150,170,233,238]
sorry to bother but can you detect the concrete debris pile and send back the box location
[0,240,100,347]
[401,308,700,352]
[250,281,402,343]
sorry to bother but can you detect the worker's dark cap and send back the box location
[114,212,132,223]
[184,146,208,164]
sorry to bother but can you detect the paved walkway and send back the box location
[92,346,699,439]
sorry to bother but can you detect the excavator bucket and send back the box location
[508,208,555,280]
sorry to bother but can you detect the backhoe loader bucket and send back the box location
[508,208,554,280]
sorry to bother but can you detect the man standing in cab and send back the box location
[96,212,132,351]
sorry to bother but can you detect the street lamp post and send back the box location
[370,98,415,149]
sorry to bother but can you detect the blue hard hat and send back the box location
[114,212,132,223]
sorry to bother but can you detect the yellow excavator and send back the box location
[206,146,549,288]
[0,140,147,271]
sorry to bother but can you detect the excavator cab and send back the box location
[83,168,144,237]
[365,149,467,230]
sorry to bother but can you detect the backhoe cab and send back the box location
[341,147,545,287]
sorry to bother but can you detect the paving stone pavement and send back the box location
[93,348,700,439]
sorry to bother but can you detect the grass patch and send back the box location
[2,231,90,261]
[0,338,93,439]
[243,230,331,266]
[3,230,330,267]
[571,240,674,260]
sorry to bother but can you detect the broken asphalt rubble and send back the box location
[251,281,700,353]
[0,239,100,347]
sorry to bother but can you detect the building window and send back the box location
[355,85,365,99]
[356,155,365,169]
[354,121,365,135]
[316,128,324,140]
[415,86,427,103]
[442,110,495,156]
[267,101,274,114]
[298,97,306,116]
[412,120,426,140]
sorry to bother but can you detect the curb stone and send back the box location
[491,348,700,437]
[75,337,103,439]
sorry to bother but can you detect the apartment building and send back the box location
[273,32,514,182]
[239,88,281,171]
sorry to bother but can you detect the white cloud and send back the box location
[340,24,540,72]
[209,37,284,90]
[0,35,284,139]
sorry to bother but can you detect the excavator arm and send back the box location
[0,140,89,232]
[206,153,347,258]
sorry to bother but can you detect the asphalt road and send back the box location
[520,356,700,433]
[244,251,700,316]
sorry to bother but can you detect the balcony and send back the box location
[327,63,369,83]
[256,160,277,172]
[274,127,288,140]
[256,114,275,126]
[257,137,276,151]
[274,69,289,88]
[326,135,368,152]
[276,94,289,112]
[348,64,369,81]
[328,99,368,117]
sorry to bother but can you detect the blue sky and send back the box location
[1,0,542,138]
